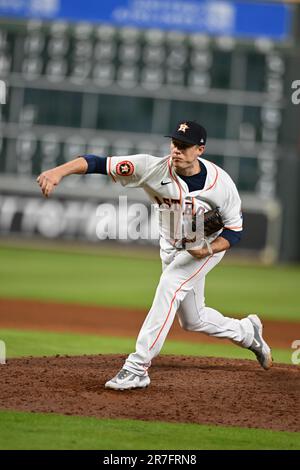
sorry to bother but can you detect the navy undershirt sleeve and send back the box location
[82,155,107,174]
[219,228,242,247]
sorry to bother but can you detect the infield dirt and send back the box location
[1,354,300,432]
[0,298,298,349]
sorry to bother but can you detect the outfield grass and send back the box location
[0,328,293,364]
[0,246,160,309]
[0,246,300,320]
[0,411,299,450]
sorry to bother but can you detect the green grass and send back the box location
[0,246,300,320]
[0,246,160,309]
[0,328,293,364]
[0,411,299,450]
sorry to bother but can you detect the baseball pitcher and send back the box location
[37,121,272,390]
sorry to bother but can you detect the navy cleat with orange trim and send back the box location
[247,314,273,370]
[105,369,151,391]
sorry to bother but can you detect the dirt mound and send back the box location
[1,354,299,432]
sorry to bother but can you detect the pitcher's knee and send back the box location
[156,273,179,295]
[178,318,198,332]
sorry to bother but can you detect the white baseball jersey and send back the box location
[107,154,243,264]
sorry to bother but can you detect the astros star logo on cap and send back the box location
[178,123,189,133]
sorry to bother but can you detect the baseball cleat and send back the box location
[105,368,150,391]
[247,314,273,370]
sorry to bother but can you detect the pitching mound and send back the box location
[1,354,299,432]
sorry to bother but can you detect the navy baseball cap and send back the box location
[165,121,207,146]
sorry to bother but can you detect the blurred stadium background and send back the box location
[0,0,299,262]
[0,0,300,451]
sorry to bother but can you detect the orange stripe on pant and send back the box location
[149,255,213,351]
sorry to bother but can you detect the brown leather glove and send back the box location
[203,208,224,236]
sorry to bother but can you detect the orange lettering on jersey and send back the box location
[155,197,180,206]
[171,198,181,206]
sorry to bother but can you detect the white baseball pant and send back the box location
[124,250,254,376]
